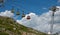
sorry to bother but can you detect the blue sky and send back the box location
[0,0,60,33]
[20,0,57,15]
[0,0,59,19]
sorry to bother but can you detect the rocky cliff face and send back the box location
[0,16,47,35]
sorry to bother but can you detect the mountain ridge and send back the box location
[0,16,47,35]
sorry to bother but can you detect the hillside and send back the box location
[0,16,47,35]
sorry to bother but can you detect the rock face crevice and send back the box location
[0,16,47,35]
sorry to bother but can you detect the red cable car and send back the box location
[26,16,30,20]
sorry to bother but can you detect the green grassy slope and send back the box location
[0,16,47,35]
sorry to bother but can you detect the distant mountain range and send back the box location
[0,16,47,35]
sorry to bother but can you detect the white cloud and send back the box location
[16,6,60,34]
[0,10,14,17]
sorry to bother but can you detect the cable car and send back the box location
[22,13,25,18]
[11,7,14,13]
[16,12,20,15]
[22,11,25,18]
[0,0,4,7]
[16,9,20,15]
[0,0,4,3]
[26,12,31,20]
[26,15,30,20]
[16,11,20,15]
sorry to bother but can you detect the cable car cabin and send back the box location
[11,8,14,13]
[11,9,14,13]
[16,9,20,15]
[26,16,30,20]
[0,0,4,7]
[16,12,20,15]
[0,0,4,3]
[22,14,25,18]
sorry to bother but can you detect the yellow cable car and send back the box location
[22,11,25,18]
[0,0,4,3]
[11,7,14,13]
[22,13,25,18]
[16,11,20,15]
[16,9,20,15]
